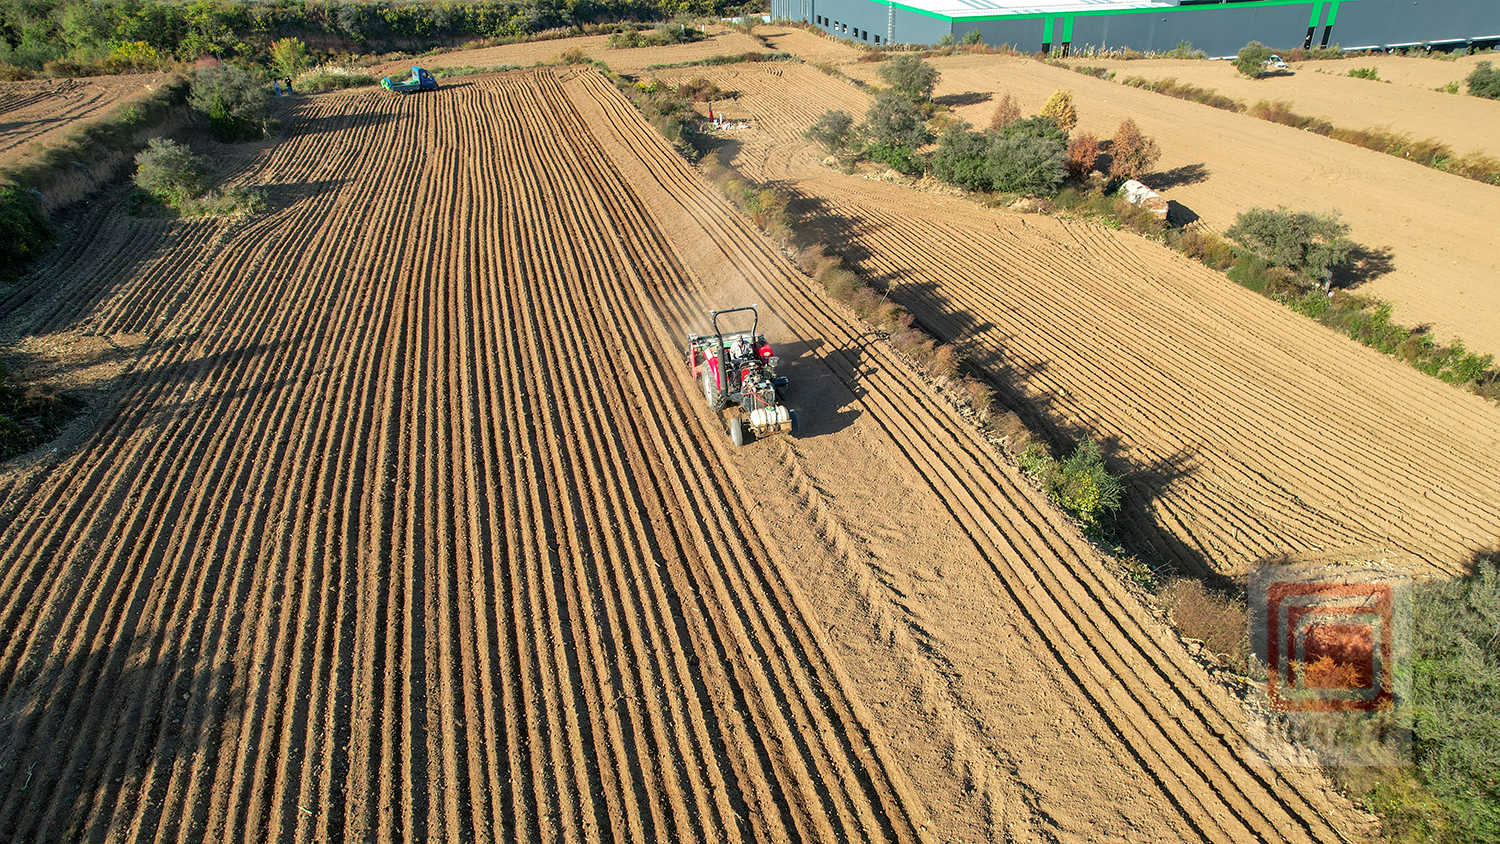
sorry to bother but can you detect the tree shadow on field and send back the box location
[292,109,399,137]
[257,178,349,212]
[933,91,991,108]
[781,189,877,269]
[1145,162,1209,190]
[773,336,862,438]
[1330,243,1396,290]
[0,626,245,843]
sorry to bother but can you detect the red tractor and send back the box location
[687,306,795,446]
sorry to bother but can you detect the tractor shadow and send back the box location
[772,337,862,438]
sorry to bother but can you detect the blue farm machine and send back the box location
[687,306,796,446]
[382,66,438,94]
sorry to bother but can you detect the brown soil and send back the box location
[666,59,1500,579]
[0,74,167,169]
[0,67,1369,841]
[1068,56,1500,158]
[373,28,772,77]
[839,53,1500,358]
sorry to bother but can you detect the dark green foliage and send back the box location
[1408,561,1500,840]
[929,116,1066,196]
[1346,66,1380,80]
[189,64,268,141]
[929,122,992,190]
[607,23,702,49]
[1467,60,1500,99]
[269,37,310,80]
[0,185,51,280]
[877,53,939,102]
[1225,207,1354,291]
[987,116,1067,195]
[804,109,855,153]
[1235,40,1272,78]
[865,140,924,176]
[860,89,931,151]
[1018,436,1123,537]
[0,0,752,75]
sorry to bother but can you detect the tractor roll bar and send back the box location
[709,306,758,341]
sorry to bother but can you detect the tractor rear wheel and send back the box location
[728,417,745,447]
[702,367,717,409]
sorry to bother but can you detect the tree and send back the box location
[805,109,855,152]
[930,122,993,191]
[987,116,1067,195]
[189,63,269,141]
[860,89,932,151]
[1039,89,1077,132]
[134,138,209,207]
[1225,207,1355,291]
[988,92,1021,131]
[1466,60,1500,100]
[269,37,310,81]
[1066,131,1100,178]
[1235,40,1272,78]
[878,53,939,102]
[1108,118,1160,180]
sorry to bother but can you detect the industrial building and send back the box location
[768,0,1500,57]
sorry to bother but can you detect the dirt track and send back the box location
[657,59,1500,577]
[0,75,165,169]
[0,68,1369,840]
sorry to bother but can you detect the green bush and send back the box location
[1225,207,1354,291]
[1407,561,1500,840]
[877,53,939,102]
[296,65,379,91]
[1235,40,1272,78]
[1346,66,1380,80]
[1019,436,1123,537]
[930,122,994,190]
[1466,60,1500,99]
[189,63,269,141]
[269,37,310,80]
[860,89,932,151]
[133,137,210,208]
[805,109,855,153]
[0,185,51,280]
[988,116,1067,195]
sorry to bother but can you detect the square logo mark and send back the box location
[1264,580,1394,713]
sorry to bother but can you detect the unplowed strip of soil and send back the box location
[373,28,772,78]
[0,67,1369,841]
[684,60,1500,577]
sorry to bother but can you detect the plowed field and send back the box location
[0,67,1368,841]
[0,74,166,168]
[837,53,1500,357]
[655,59,1500,577]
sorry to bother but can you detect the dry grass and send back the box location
[1159,578,1247,666]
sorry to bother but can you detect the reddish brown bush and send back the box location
[1066,131,1100,178]
[1160,578,1247,666]
[1108,118,1160,180]
[988,92,1021,131]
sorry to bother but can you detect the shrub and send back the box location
[1170,228,1235,270]
[1108,118,1160,180]
[930,123,993,190]
[805,109,855,152]
[189,63,268,141]
[1039,89,1077,131]
[558,46,589,64]
[134,138,209,208]
[865,140,924,175]
[1407,561,1500,840]
[269,37,311,81]
[1225,207,1354,291]
[1346,66,1380,80]
[988,116,1067,195]
[861,89,932,151]
[297,64,377,91]
[1122,76,1244,112]
[675,77,726,101]
[0,185,51,279]
[1019,436,1122,536]
[878,53,939,102]
[1066,131,1099,178]
[1166,40,1205,60]
[961,29,983,46]
[1466,60,1500,99]
[988,92,1021,130]
[1160,579,1247,665]
[1235,40,1272,78]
